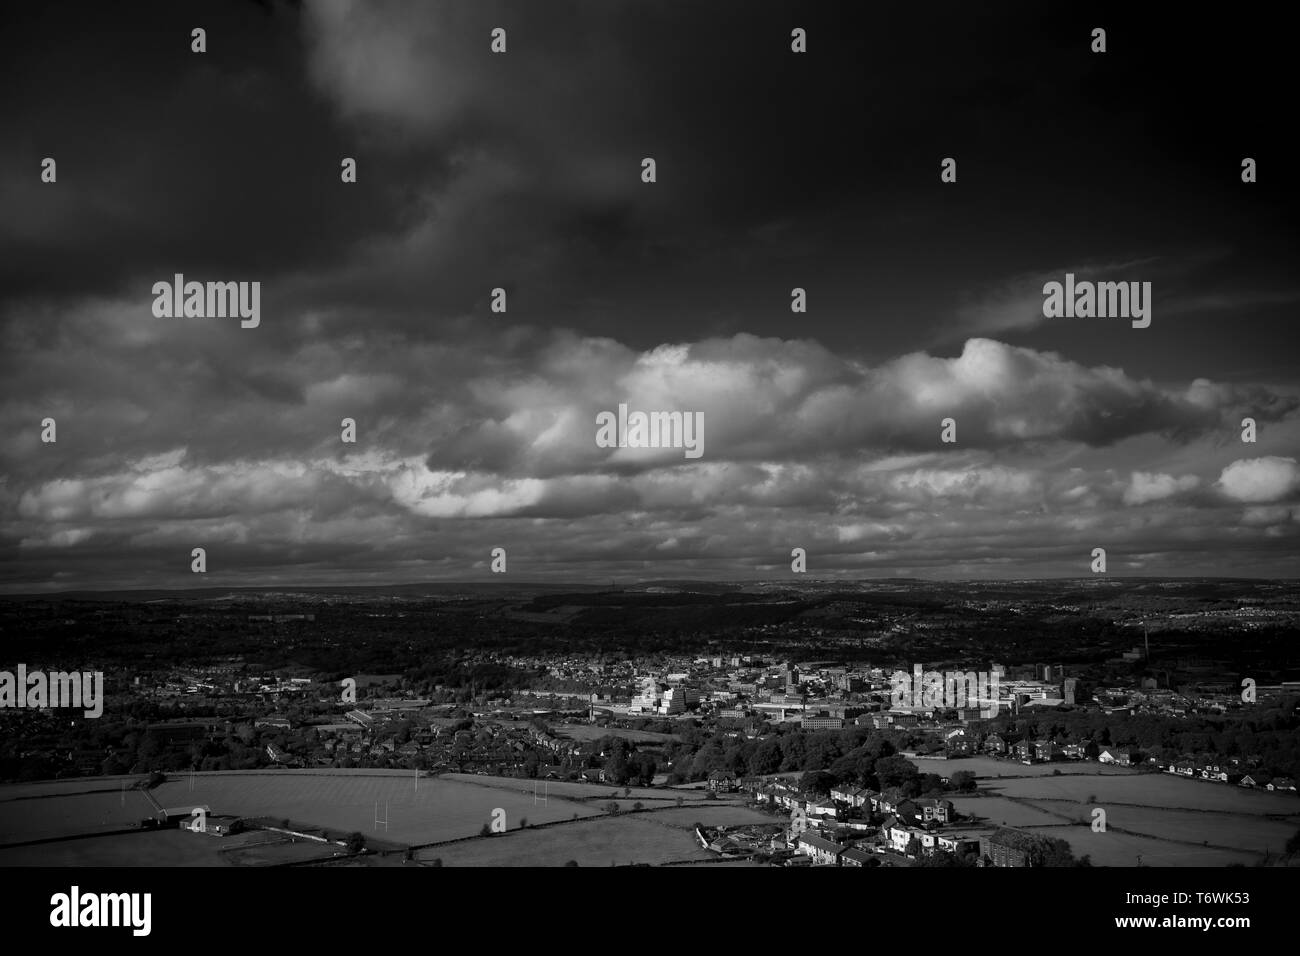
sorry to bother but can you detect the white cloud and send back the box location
[1123,471,1200,506]
[1216,457,1300,503]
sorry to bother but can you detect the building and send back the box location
[1098,746,1133,766]
[630,678,700,715]
[802,712,845,731]
[1033,739,1061,762]
[914,797,954,825]
[935,832,982,856]
[831,785,870,808]
[707,770,738,793]
[980,833,1029,868]
[796,832,846,865]
[841,847,874,867]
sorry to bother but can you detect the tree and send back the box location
[917,849,975,868]
[479,823,493,837]
[949,770,977,793]
[345,831,366,854]
[603,801,620,815]
[1286,828,1300,859]
[748,737,783,776]
[564,860,579,867]
[519,817,528,829]
[522,751,541,779]
[632,801,644,812]
[876,755,920,789]
[800,770,837,797]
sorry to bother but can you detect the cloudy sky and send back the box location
[2,1,1298,592]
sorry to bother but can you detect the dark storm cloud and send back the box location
[1,1,1297,590]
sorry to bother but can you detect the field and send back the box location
[648,806,774,829]
[949,796,1068,828]
[0,828,231,866]
[4,761,1294,867]
[930,756,1120,778]
[442,772,691,804]
[985,772,1300,816]
[0,770,728,864]
[962,764,1300,866]
[147,771,603,845]
[0,786,159,843]
[417,813,712,867]
[1020,827,1258,867]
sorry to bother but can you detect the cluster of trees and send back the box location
[660,724,959,793]
[982,696,1300,780]
[986,828,1090,867]
[661,724,904,784]
[594,736,657,786]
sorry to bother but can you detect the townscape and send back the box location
[1,578,1296,867]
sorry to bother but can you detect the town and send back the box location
[0,577,1296,866]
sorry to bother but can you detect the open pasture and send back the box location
[417,813,713,867]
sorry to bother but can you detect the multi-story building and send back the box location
[802,712,845,731]
[980,833,1029,867]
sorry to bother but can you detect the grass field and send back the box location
[0,788,158,843]
[1021,801,1300,855]
[443,772,692,804]
[222,834,340,866]
[416,814,713,867]
[1015,825,1259,867]
[933,756,1124,779]
[647,806,775,829]
[986,772,1300,815]
[0,827,231,866]
[949,796,1070,828]
[146,771,603,845]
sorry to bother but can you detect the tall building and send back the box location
[1063,678,1078,706]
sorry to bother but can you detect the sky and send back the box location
[2,0,1298,592]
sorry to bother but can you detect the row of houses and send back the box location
[1164,761,1296,790]
[952,728,1299,786]
[747,778,957,830]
